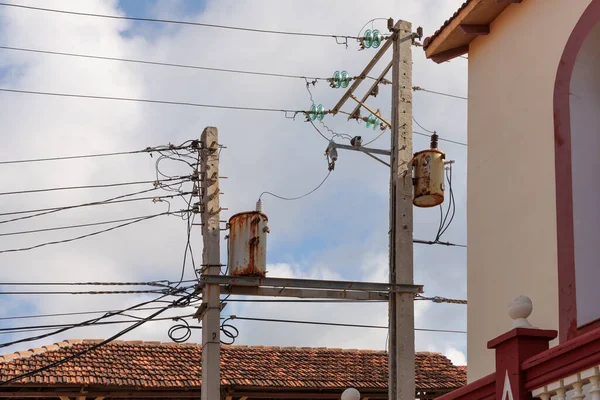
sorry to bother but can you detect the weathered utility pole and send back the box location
[328,18,418,400]
[389,20,415,400]
[199,126,221,400]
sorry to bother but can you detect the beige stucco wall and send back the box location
[467,0,592,382]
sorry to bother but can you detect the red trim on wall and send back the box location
[522,326,600,390]
[434,373,495,400]
[554,0,600,343]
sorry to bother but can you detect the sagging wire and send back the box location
[0,212,191,238]
[0,3,368,46]
[0,288,197,386]
[259,169,332,202]
[304,78,352,142]
[356,18,390,41]
[0,212,179,254]
[0,284,195,350]
[412,86,468,101]
[362,125,389,146]
[434,162,456,242]
[0,180,189,225]
[412,116,436,134]
[0,141,196,166]
[226,315,466,334]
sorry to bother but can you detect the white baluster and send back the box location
[573,381,585,400]
[557,387,568,400]
[589,375,600,400]
[539,392,552,400]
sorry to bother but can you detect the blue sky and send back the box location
[0,0,468,365]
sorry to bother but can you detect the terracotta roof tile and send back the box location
[423,0,472,49]
[0,340,466,391]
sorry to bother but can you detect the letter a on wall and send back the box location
[502,370,515,400]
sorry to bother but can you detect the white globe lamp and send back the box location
[341,387,361,400]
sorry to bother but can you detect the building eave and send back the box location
[424,0,522,63]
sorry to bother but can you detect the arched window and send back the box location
[554,0,600,342]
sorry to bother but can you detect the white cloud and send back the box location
[443,347,467,366]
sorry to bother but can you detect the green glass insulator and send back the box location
[316,104,325,121]
[372,30,383,48]
[363,29,373,48]
[373,117,379,130]
[340,71,350,88]
[365,113,373,128]
[333,71,342,88]
[309,104,317,121]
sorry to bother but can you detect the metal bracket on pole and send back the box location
[347,60,393,120]
[334,143,391,156]
[334,143,391,168]
[199,275,423,294]
[349,95,392,128]
[331,32,398,114]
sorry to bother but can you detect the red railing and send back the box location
[436,326,600,400]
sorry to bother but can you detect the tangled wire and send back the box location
[167,316,239,344]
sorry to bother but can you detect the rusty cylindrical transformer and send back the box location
[412,134,445,208]
[228,211,269,277]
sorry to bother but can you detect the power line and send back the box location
[225,296,466,304]
[0,87,307,114]
[0,292,466,323]
[0,47,468,103]
[0,313,195,334]
[0,212,175,254]
[0,292,195,386]
[412,86,467,101]
[413,239,467,248]
[0,142,194,165]
[0,300,200,322]
[0,183,189,225]
[0,177,184,197]
[0,289,173,295]
[226,299,386,303]
[413,116,435,134]
[412,115,468,147]
[259,170,331,201]
[413,131,467,147]
[0,213,181,237]
[228,315,466,334]
[0,192,190,223]
[0,287,193,350]
[0,45,329,81]
[0,2,364,40]
[0,280,173,287]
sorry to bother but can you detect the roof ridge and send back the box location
[0,339,81,363]
[0,339,460,365]
[223,345,388,353]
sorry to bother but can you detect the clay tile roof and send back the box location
[0,340,466,391]
[423,0,522,63]
[423,0,473,50]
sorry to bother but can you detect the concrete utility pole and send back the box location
[199,126,221,400]
[389,20,415,400]
[328,18,418,400]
